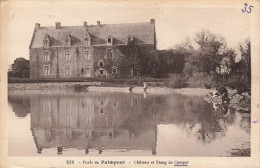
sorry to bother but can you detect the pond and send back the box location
[8,89,250,156]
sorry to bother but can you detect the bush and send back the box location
[165,73,187,88]
[187,72,216,88]
[227,75,250,94]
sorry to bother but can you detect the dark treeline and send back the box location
[139,30,250,91]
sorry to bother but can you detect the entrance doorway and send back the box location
[85,65,91,78]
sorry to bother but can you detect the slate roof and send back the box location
[30,22,155,48]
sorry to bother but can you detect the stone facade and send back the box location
[29,20,156,79]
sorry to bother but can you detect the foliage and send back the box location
[165,73,187,88]
[11,58,30,78]
[239,40,251,84]
[182,30,242,88]
[227,40,251,92]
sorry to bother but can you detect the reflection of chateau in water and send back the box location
[30,92,158,154]
[8,91,250,155]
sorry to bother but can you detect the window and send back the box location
[106,49,113,59]
[66,38,71,46]
[65,51,70,60]
[85,38,90,46]
[43,65,50,75]
[98,60,104,67]
[43,51,50,61]
[65,65,70,75]
[85,50,90,60]
[100,69,104,75]
[106,36,113,45]
[44,40,49,48]
[112,67,117,74]
[127,34,134,44]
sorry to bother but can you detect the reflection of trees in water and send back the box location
[8,91,250,150]
[163,94,250,144]
[8,94,31,117]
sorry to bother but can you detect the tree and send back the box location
[11,57,30,78]
[228,40,251,92]
[239,40,251,84]
[183,30,236,87]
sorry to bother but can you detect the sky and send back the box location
[2,0,251,65]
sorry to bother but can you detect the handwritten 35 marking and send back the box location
[242,3,253,13]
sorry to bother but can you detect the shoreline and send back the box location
[8,82,214,96]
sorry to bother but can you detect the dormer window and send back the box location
[106,35,113,45]
[85,30,91,46]
[127,34,134,44]
[43,34,51,48]
[44,40,49,48]
[85,38,90,46]
[66,35,72,46]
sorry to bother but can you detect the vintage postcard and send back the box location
[0,0,259,167]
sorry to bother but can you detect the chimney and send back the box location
[150,19,155,24]
[83,21,88,28]
[55,22,61,29]
[97,21,100,27]
[35,23,40,30]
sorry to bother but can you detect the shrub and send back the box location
[227,75,250,94]
[187,72,216,88]
[165,73,187,88]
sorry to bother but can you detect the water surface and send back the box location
[8,90,250,156]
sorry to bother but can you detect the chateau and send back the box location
[29,20,156,79]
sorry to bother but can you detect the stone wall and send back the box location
[8,82,101,90]
[29,49,38,78]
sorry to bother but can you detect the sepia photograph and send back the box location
[0,0,259,167]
